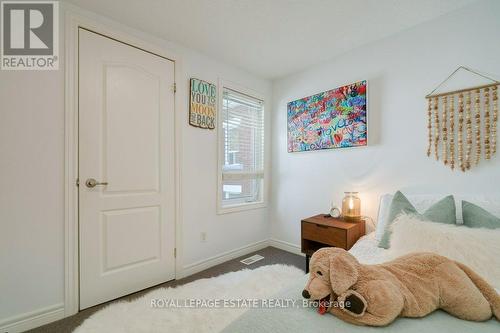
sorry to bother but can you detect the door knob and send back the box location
[85,178,108,188]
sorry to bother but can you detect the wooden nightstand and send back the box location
[301,214,366,273]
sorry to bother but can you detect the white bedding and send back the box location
[350,230,500,293]
[223,233,499,332]
[224,194,500,332]
[347,232,386,264]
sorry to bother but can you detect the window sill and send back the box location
[217,201,267,215]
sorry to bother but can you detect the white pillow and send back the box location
[375,194,449,241]
[375,194,393,240]
[375,193,500,240]
[385,214,500,290]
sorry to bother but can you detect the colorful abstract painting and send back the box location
[287,80,367,152]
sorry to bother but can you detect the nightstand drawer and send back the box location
[301,215,366,272]
[301,222,347,249]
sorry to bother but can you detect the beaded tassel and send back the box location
[434,97,440,161]
[427,99,432,157]
[458,93,464,171]
[442,96,448,165]
[426,83,499,170]
[465,92,472,170]
[474,89,481,165]
[492,86,498,155]
[424,67,500,170]
[449,95,455,170]
[484,88,491,160]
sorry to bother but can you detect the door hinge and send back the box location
[76,178,79,187]
[173,83,177,93]
[174,248,177,258]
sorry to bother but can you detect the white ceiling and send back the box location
[65,0,478,79]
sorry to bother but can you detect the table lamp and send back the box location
[342,192,361,221]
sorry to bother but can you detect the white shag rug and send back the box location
[74,264,304,333]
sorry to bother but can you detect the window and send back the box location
[219,85,265,212]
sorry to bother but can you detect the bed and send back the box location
[222,194,500,333]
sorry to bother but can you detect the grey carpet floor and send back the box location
[26,246,304,333]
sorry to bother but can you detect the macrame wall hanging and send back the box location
[425,66,499,171]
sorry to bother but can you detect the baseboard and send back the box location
[0,303,64,333]
[180,239,270,278]
[268,238,304,256]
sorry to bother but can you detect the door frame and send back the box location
[64,11,183,316]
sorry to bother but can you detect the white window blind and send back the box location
[221,87,264,207]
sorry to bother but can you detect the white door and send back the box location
[78,28,176,309]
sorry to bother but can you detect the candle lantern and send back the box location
[341,192,361,221]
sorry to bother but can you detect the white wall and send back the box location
[270,0,500,248]
[2,0,499,329]
[0,59,66,324]
[0,2,271,328]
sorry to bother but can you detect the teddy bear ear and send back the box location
[339,290,367,317]
[329,250,359,295]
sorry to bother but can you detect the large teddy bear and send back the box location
[302,247,500,326]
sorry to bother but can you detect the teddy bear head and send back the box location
[302,247,365,315]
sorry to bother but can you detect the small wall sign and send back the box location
[189,78,216,129]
